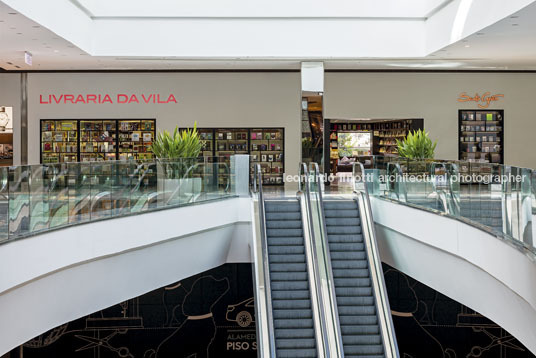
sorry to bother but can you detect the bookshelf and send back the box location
[40,119,156,164]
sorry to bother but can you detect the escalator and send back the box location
[323,199,386,357]
[252,162,398,358]
[264,199,318,357]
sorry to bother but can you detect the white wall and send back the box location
[13,71,536,172]
[325,72,536,169]
[0,73,21,165]
[27,72,301,174]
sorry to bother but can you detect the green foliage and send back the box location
[396,129,437,159]
[302,137,313,149]
[151,123,203,160]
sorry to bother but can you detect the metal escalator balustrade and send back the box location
[0,156,238,243]
[252,163,339,357]
[310,162,399,358]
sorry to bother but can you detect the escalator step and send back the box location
[332,268,370,278]
[327,234,364,243]
[269,245,304,255]
[338,306,376,316]
[341,324,380,335]
[343,344,384,356]
[339,315,378,326]
[334,278,371,288]
[275,328,315,339]
[330,258,367,269]
[343,335,382,346]
[335,287,373,297]
[272,299,312,310]
[329,243,365,253]
[273,309,313,320]
[266,220,302,229]
[268,237,304,246]
[276,348,317,358]
[324,209,359,218]
[331,251,366,261]
[270,263,307,272]
[324,201,358,210]
[265,212,301,221]
[327,226,362,235]
[325,217,361,226]
[276,338,316,349]
[267,228,303,237]
[336,296,375,307]
[271,281,309,291]
[271,289,310,300]
[274,318,314,329]
[265,201,300,212]
[269,254,306,263]
[271,272,308,281]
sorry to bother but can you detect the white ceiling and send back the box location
[1,0,536,70]
[74,0,449,19]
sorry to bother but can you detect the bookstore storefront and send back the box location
[2,71,536,172]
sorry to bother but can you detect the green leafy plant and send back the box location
[396,129,437,159]
[151,123,203,160]
[151,123,204,178]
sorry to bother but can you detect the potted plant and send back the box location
[395,129,438,195]
[151,123,204,204]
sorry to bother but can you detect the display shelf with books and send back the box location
[458,110,504,166]
[80,120,117,162]
[40,119,156,164]
[198,129,215,158]
[118,119,156,161]
[249,128,284,185]
[41,120,78,163]
[214,129,249,187]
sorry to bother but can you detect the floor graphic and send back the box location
[18,264,256,358]
[383,264,535,358]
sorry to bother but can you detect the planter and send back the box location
[157,178,202,205]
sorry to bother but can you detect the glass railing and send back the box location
[0,156,239,244]
[356,155,535,253]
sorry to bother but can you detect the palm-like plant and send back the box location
[396,129,437,159]
[151,123,203,160]
[151,123,204,178]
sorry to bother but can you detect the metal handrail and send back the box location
[297,162,329,358]
[308,162,344,358]
[352,162,400,358]
[251,163,276,358]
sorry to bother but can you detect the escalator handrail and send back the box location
[353,162,400,358]
[251,163,276,358]
[308,162,344,357]
[298,162,330,358]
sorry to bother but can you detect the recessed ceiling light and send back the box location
[16,32,22,35]
[462,39,468,43]
[14,65,20,68]
[8,12,17,15]
[6,62,12,65]
[476,32,485,35]
[465,45,470,48]
[32,38,38,41]
[67,45,75,48]
[9,27,15,30]
[510,15,519,19]
[512,23,519,26]
[54,50,59,53]
[32,25,40,28]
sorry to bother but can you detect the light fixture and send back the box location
[512,23,519,26]
[7,12,17,15]
[476,32,485,35]
[510,15,519,19]
[465,45,470,48]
